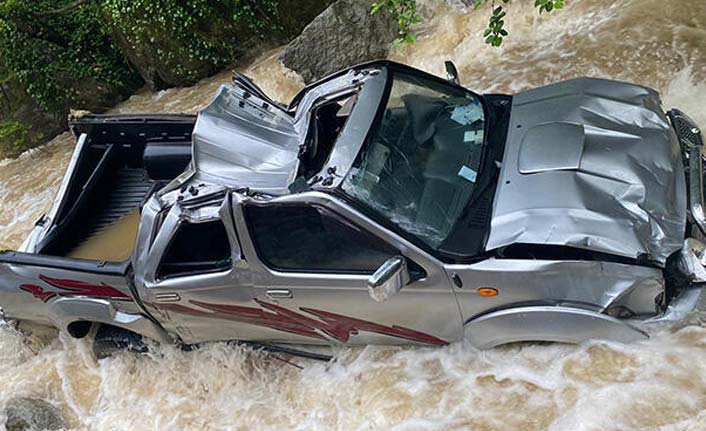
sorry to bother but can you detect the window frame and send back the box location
[156,218,233,281]
[330,64,493,264]
[298,91,360,180]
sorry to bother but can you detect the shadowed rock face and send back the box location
[280,0,397,83]
[4,397,66,431]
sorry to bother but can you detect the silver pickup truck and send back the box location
[1,61,705,355]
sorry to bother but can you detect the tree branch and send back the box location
[33,0,93,16]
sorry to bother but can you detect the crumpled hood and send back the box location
[486,77,686,266]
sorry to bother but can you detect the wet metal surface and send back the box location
[488,77,686,265]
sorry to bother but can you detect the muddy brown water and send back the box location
[2,1,706,429]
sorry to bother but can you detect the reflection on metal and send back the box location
[488,77,687,265]
[266,289,293,299]
[48,297,172,343]
[191,85,300,194]
[688,145,706,236]
[518,122,584,173]
[447,258,664,322]
[465,306,648,349]
[367,256,409,302]
[675,239,706,283]
[646,286,706,323]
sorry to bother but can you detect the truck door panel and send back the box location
[232,193,463,345]
[133,192,301,344]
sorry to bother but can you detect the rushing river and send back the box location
[2,1,706,429]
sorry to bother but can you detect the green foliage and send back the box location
[0,0,284,112]
[482,3,509,47]
[0,119,41,158]
[373,0,565,46]
[371,0,421,45]
[0,0,140,112]
[101,0,281,84]
[476,0,564,46]
[534,0,565,13]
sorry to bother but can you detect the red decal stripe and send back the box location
[39,275,131,300]
[19,275,132,302]
[158,302,325,340]
[19,284,57,302]
[298,305,448,345]
[158,299,447,346]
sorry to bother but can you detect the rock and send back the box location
[0,72,65,158]
[280,0,398,83]
[4,397,66,431]
[0,62,133,158]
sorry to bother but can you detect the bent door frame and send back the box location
[133,191,268,344]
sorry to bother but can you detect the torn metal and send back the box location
[487,77,687,266]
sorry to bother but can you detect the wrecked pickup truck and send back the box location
[1,60,705,354]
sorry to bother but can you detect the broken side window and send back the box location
[298,94,358,179]
[157,220,232,279]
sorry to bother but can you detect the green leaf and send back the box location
[371,2,385,15]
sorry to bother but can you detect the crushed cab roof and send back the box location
[191,84,301,194]
[191,62,387,195]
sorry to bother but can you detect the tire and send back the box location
[92,324,147,359]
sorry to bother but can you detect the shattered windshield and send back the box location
[341,70,485,250]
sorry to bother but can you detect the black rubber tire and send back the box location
[92,324,147,359]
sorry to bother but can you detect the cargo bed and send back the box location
[32,114,196,262]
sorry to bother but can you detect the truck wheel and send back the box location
[92,324,147,359]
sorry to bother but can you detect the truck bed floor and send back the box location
[65,168,154,261]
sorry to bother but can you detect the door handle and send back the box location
[266,289,293,299]
[154,293,181,303]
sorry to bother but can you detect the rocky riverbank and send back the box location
[0,0,352,159]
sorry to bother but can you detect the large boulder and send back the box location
[0,73,64,158]
[4,397,66,431]
[280,0,397,83]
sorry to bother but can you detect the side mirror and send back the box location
[368,256,410,302]
[445,61,459,85]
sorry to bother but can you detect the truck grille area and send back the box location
[669,109,706,239]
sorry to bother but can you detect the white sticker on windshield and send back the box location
[458,165,477,183]
[450,102,482,126]
[464,130,483,144]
